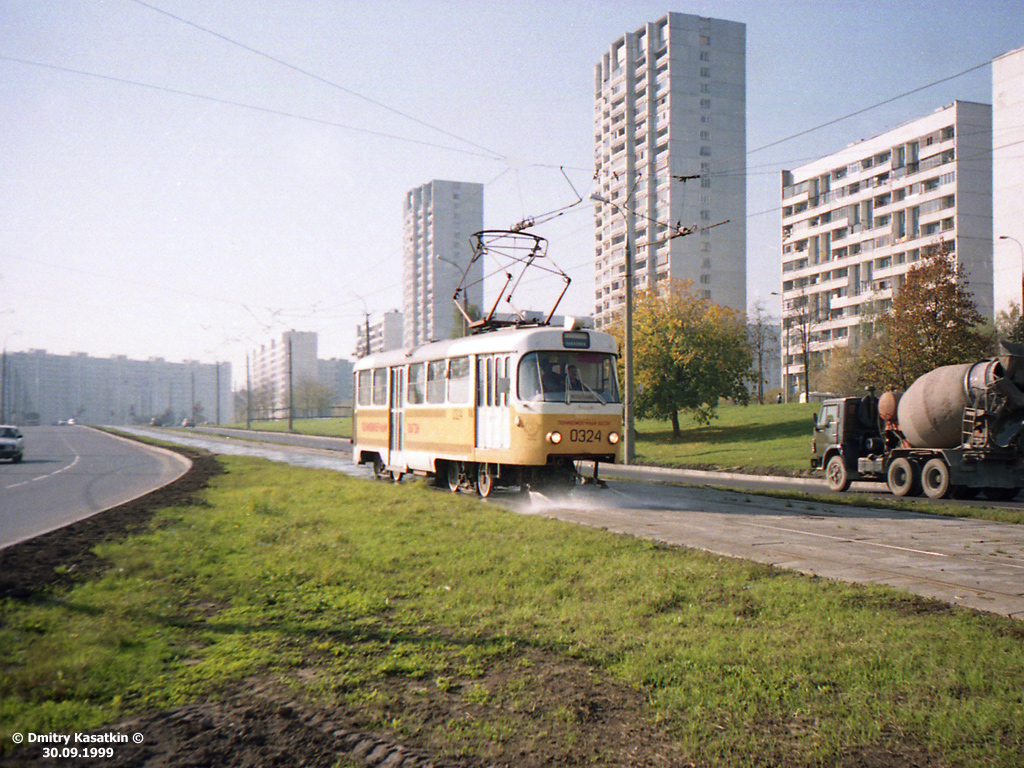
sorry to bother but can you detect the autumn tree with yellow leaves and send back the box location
[608,280,753,438]
[861,243,991,390]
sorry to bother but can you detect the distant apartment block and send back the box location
[317,357,354,408]
[779,101,993,398]
[402,180,484,347]
[249,330,318,419]
[593,12,746,329]
[354,310,404,358]
[1,350,230,426]
[993,46,1024,316]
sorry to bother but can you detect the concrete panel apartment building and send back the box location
[402,180,484,348]
[779,100,993,399]
[993,45,1024,315]
[1,350,230,426]
[593,12,746,329]
[249,330,319,420]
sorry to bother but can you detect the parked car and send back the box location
[0,425,24,463]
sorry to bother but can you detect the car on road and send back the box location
[0,425,24,463]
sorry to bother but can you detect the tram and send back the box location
[352,320,623,496]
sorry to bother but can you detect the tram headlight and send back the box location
[546,431,563,444]
[608,431,621,445]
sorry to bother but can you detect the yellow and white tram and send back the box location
[352,322,622,496]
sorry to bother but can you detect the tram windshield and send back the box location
[517,352,621,404]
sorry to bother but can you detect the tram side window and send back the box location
[357,370,372,406]
[426,360,446,404]
[408,363,425,404]
[448,356,471,404]
[500,356,510,406]
[372,368,388,406]
[477,356,511,407]
[477,357,494,407]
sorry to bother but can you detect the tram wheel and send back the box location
[477,463,494,498]
[447,461,462,493]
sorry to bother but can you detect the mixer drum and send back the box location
[897,363,973,448]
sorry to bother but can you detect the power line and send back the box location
[130,0,506,162]
[0,54,502,161]
[748,59,992,156]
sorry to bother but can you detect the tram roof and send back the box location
[354,324,617,370]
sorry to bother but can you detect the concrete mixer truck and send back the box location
[811,342,1024,500]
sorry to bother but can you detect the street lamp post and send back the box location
[590,193,635,464]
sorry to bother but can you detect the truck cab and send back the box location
[811,394,884,491]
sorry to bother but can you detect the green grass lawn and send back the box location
[634,402,821,474]
[220,416,352,438]
[223,405,818,473]
[3,456,1022,767]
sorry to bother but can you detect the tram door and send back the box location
[476,354,510,450]
[388,366,404,464]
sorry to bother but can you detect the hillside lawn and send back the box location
[226,403,820,474]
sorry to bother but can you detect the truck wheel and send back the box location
[887,457,920,497]
[921,458,951,499]
[825,455,851,492]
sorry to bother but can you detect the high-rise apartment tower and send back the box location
[593,12,746,328]
[402,180,484,348]
[993,46,1024,316]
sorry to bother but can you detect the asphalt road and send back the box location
[0,425,191,549]
[96,427,1024,620]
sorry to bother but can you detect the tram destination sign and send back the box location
[562,331,591,349]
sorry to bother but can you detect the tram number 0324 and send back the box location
[570,428,602,443]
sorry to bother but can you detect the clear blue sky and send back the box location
[2,0,1021,382]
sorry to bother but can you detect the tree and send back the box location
[293,378,334,418]
[862,243,990,390]
[996,301,1024,344]
[747,300,778,405]
[608,280,753,437]
[815,344,868,397]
